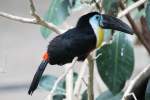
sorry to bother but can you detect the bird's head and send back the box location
[77,12,133,34]
[76,12,133,47]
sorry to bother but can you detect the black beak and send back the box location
[101,14,133,35]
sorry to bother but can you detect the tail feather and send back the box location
[28,60,48,95]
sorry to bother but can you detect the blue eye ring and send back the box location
[95,15,99,20]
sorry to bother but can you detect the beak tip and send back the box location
[127,29,134,35]
[102,15,134,35]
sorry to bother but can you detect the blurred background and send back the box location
[0,0,51,99]
[0,0,150,100]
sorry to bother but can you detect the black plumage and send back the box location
[28,12,98,95]
[28,12,133,95]
[48,27,96,65]
[48,12,99,65]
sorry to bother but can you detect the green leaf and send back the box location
[39,75,65,94]
[96,32,134,94]
[102,0,119,16]
[104,30,112,42]
[53,94,65,100]
[126,0,133,5]
[146,1,150,31]
[82,90,88,100]
[40,0,69,38]
[40,0,79,39]
[145,79,150,100]
[96,90,123,100]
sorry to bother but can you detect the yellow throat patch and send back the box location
[96,27,104,48]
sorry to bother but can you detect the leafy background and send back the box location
[0,0,150,100]
[39,0,149,99]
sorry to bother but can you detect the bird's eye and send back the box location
[95,15,99,20]
[96,16,99,20]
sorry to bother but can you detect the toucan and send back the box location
[28,12,133,95]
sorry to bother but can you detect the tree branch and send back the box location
[0,1,62,34]
[74,60,88,98]
[119,0,150,54]
[45,57,78,100]
[0,12,36,24]
[140,16,150,53]
[123,64,150,100]
[118,0,146,18]
[29,0,36,15]
[28,0,62,34]
[87,55,94,100]
[66,63,74,100]
[93,0,102,12]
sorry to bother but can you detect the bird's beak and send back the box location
[101,14,133,35]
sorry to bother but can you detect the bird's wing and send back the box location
[48,29,96,65]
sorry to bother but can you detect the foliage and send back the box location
[102,0,119,16]
[127,0,145,20]
[81,90,123,100]
[39,0,150,99]
[145,79,150,100]
[82,90,88,100]
[39,73,78,95]
[96,32,134,94]
[39,75,65,94]
[96,90,123,100]
[53,94,66,100]
[146,0,150,31]
[40,0,79,38]
[0,0,150,99]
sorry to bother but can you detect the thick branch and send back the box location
[140,16,150,53]
[118,0,146,18]
[87,55,94,100]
